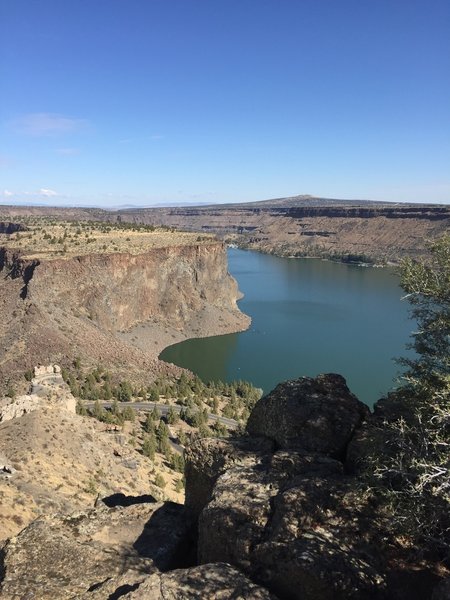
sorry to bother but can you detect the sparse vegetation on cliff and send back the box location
[0,217,215,261]
[0,217,250,392]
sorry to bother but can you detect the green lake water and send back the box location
[160,248,415,406]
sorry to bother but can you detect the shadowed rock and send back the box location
[197,452,386,599]
[246,373,369,458]
[188,375,391,599]
[78,563,277,599]
[124,563,277,599]
[184,435,274,517]
[0,502,193,599]
[101,492,157,507]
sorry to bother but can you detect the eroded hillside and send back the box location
[0,220,249,390]
[118,197,450,264]
[2,196,449,264]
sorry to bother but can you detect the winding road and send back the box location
[87,401,239,429]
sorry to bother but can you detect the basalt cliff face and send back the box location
[117,199,450,264]
[22,242,244,331]
[0,241,249,389]
[2,197,449,263]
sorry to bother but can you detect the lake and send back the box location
[160,248,414,406]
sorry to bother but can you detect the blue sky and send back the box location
[1,0,449,207]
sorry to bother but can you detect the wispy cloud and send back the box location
[9,113,88,136]
[39,188,59,197]
[150,134,164,140]
[2,189,13,197]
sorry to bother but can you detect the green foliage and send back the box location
[154,473,166,489]
[91,399,106,421]
[117,380,133,402]
[156,420,170,453]
[365,235,450,557]
[148,387,159,402]
[85,477,98,495]
[76,399,88,416]
[169,452,185,473]
[143,412,155,433]
[150,406,160,421]
[5,383,15,398]
[399,235,450,389]
[121,405,136,422]
[24,369,34,382]
[142,434,157,460]
[166,406,179,425]
[177,430,187,446]
[102,381,113,400]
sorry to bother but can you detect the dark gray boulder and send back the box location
[184,435,274,517]
[246,373,369,458]
[197,453,386,600]
[121,563,277,599]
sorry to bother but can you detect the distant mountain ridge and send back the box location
[1,195,449,264]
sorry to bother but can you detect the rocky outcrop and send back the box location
[0,500,275,599]
[185,374,392,600]
[0,501,194,599]
[1,372,447,598]
[82,564,276,599]
[23,242,245,332]
[114,199,450,264]
[3,199,449,264]
[0,222,27,235]
[0,365,76,423]
[0,394,39,422]
[246,373,369,458]
[184,436,274,517]
[194,450,386,599]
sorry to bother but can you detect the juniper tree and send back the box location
[367,235,450,557]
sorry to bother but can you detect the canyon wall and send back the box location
[116,201,450,264]
[2,197,449,264]
[0,241,249,389]
[25,241,244,331]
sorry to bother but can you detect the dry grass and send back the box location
[0,218,215,261]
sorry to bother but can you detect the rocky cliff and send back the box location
[2,373,447,599]
[116,198,450,264]
[2,197,449,263]
[0,240,249,389]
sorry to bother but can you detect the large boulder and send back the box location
[0,501,194,599]
[184,435,274,517]
[197,452,386,600]
[120,563,277,599]
[187,375,390,599]
[78,563,277,599]
[246,373,369,458]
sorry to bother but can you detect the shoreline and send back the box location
[229,244,397,268]
[117,304,252,366]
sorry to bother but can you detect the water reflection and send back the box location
[162,331,239,383]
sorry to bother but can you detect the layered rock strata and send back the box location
[0,241,249,388]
